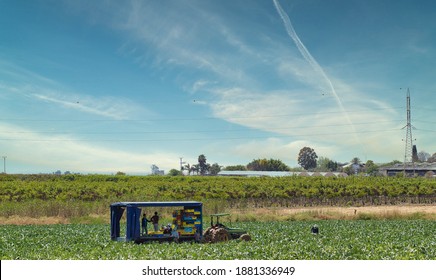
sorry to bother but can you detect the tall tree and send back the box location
[197,154,210,175]
[412,145,419,162]
[297,147,318,170]
[190,164,199,175]
[183,163,193,175]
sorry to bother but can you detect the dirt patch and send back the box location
[231,205,436,221]
[0,215,70,225]
[282,205,436,215]
[1,205,435,225]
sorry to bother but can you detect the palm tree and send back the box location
[190,164,199,175]
[198,154,210,175]
[183,163,191,175]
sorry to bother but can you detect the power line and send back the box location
[0,106,405,123]
[0,128,402,142]
[0,119,405,135]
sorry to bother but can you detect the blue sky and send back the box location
[1,0,435,174]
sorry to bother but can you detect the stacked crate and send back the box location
[172,208,201,236]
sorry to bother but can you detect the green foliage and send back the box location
[209,163,222,175]
[1,174,435,207]
[298,147,318,170]
[224,165,247,171]
[197,154,210,175]
[1,220,435,260]
[317,157,338,172]
[247,158,290,171]
[0,174,435,221]
[168,169,183,176]
[365,160,379,176]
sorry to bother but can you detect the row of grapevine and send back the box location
[1,174,435,205]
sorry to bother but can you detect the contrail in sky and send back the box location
[273,0,360,144]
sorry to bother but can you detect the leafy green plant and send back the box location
[1,221,435,260]
[1,174,435,219]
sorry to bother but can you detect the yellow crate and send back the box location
[177,229,195,235]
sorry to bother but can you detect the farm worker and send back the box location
[142,213,150,235]
[311,224,319,234]
[151,212,159,231]
[171,224,179,241]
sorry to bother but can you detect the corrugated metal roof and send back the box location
[380,163,436,171]
[217,171,347,177]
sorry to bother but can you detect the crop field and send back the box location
[1,220,435,260]
[1,174,436,222]
[1,174,435,260]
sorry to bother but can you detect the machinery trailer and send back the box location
[110,201,203,243]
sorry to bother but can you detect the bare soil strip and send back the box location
[231,205,436,221]
[1,205,435,225]
[281,205,436,215]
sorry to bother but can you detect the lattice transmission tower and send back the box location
[402,88,415,166]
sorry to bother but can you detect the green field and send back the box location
[1,174,435,260]
[1,220,435,260]
[1,174,435,221]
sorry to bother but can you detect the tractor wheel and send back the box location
[239,234,251,241]
[202,227,214,243]
[212,228,230,242]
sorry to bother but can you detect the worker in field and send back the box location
[142,213,150,235]
[311,224,319,234]
[151,212,159,232]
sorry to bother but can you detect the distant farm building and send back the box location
[380,163,436,177]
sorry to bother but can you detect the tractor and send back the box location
[202,213,251,243]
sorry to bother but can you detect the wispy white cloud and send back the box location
[31,90,137,120]
[47,0,409,165]
[0,59,60,86]
[0,60,146,120]
[0,123,180,174]
[273,0,361,145]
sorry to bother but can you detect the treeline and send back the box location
[1,174,435,206]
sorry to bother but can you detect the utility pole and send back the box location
[402,89,415,175]
[2,156,6,174]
